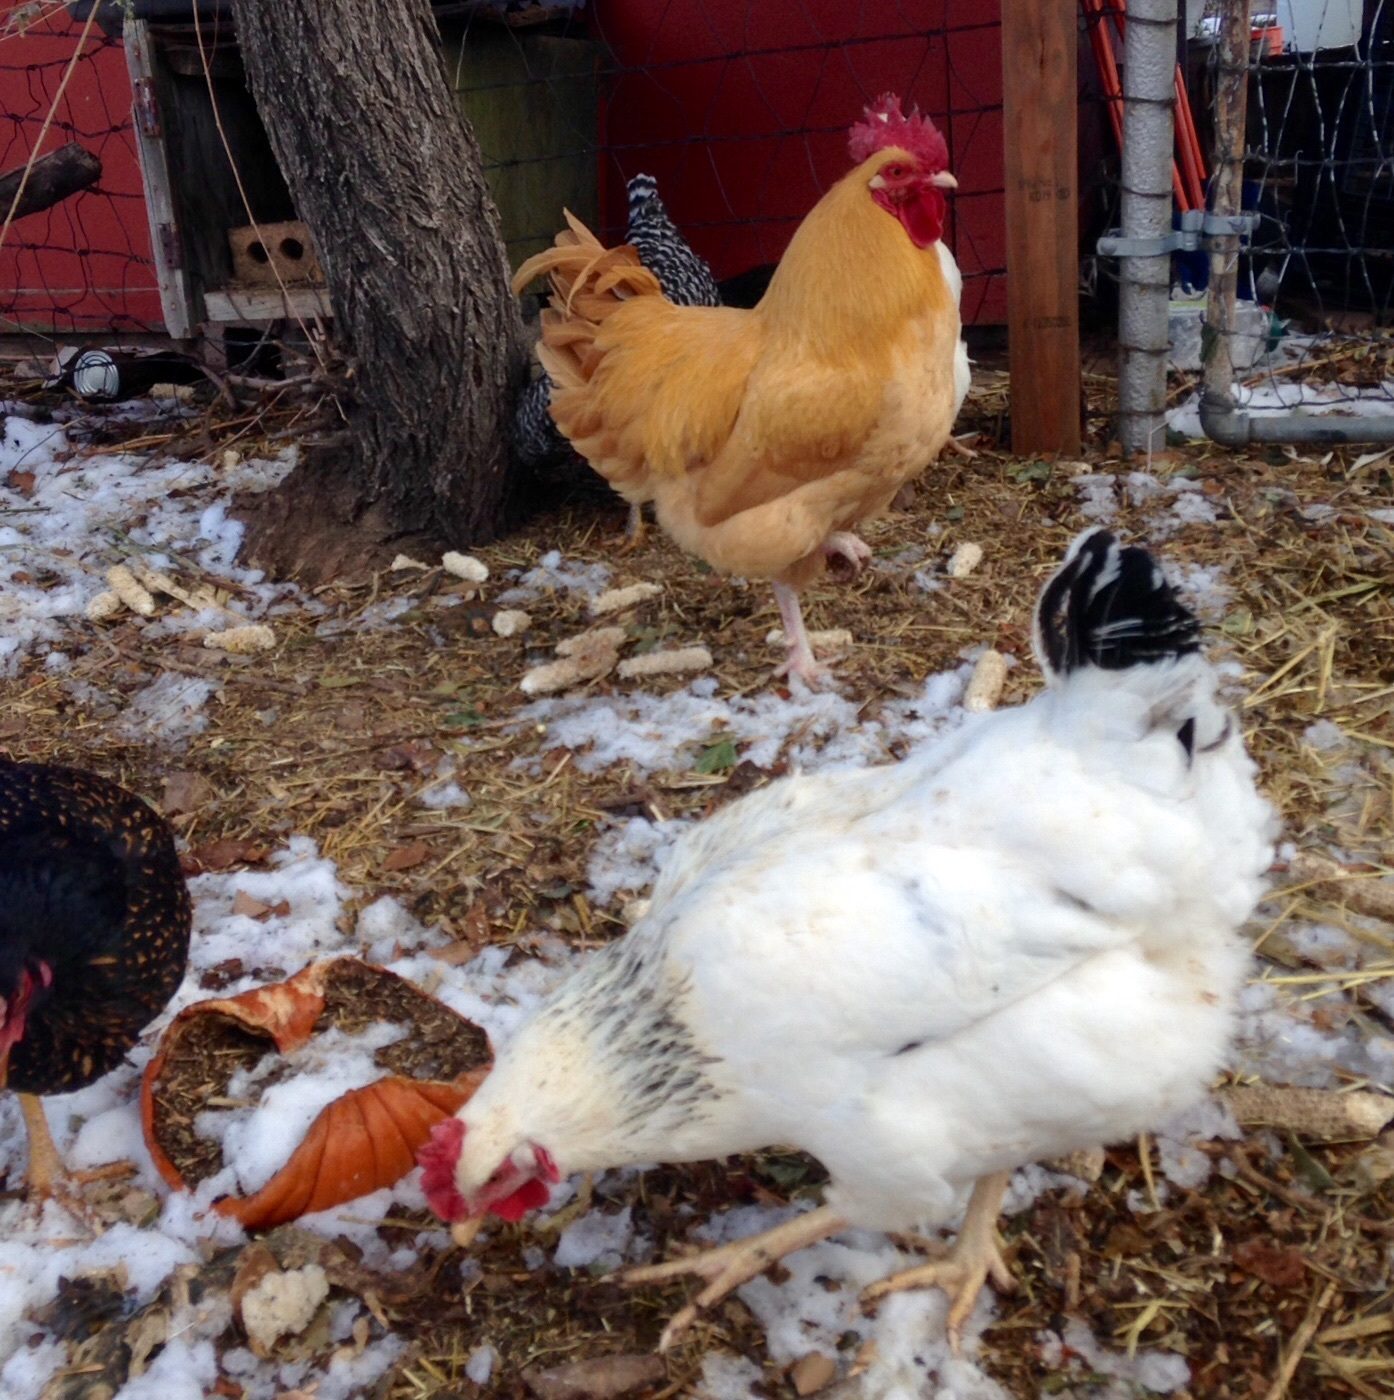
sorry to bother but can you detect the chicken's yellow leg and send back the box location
[624,1202,846,1350]
[18,1093,63,1196]
[862,1170,1015,1354]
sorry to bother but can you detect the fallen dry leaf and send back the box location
[1233,1238,1307,1288]
[231,891,290,921]
[162,770,213,816]
[5,468,35,497]
[382,841,431,872]
[186,837,270,872]
[523,1353,666,1400]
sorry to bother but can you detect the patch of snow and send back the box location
[555,1205,635,1270]
[1168,379,1394,441]
[497,549,612,604]
[0,416,295,675]
[112,673,216,744]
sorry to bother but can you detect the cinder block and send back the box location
[228,220,323,288]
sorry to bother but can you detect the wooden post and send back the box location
[1001,0,1081,455]
[124,19,197,339]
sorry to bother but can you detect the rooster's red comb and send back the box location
[848,93,949,171]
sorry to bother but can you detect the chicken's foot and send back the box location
[943,434,978,460]
[823,531,873,574]
[771,582,823,687]
[624,1203,846,1350]
[19,1094,64,1197]
[861,1170,1014,1355]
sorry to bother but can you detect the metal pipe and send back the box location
[1117,0,1179,454]
[1199,397,1394,444]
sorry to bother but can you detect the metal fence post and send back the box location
[1117,0,1179,455]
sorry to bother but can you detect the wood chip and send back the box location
[556,626,626,659]
[790,1351,838,1395]
[1287,851,1394,923]
[589,582,661,616]
[765,627,853,650]
[106,563,156,617]
[441,551,488,583]
[492,608,533,637]
[947,541,984,578]
[204,624,276,654]
[617,645,711,679]
[1221,1083,1394,1141]
[389,553,428,572]
[85,589,123,621]
[963,649,1007,712]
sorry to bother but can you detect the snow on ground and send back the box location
[0,414,301,679]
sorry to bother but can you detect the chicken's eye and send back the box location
[884,163,908,180]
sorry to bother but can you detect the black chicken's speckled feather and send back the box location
[0,761,191,1095]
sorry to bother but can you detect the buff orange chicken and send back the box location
[512,94,969,683]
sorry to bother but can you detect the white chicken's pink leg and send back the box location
[624,1203,846,1350]
[772,581,822,686]
[861,1170,1015,1354]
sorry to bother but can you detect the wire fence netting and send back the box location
[1196,0,1394,432]
[1,2,161,341]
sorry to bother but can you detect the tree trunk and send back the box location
[226,0,524,582]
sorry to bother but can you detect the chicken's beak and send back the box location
[931,171,958,191]
[451,1215,485,1248]
[868,173,886,190]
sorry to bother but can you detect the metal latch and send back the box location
[133,77,161,139]
[1096,210,1258,258]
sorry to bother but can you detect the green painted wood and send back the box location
[440,29,599,269]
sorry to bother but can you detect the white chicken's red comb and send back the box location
[848,93,949,171]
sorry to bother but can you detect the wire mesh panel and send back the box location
[1196,0,1394,439]
[1,2,160,338]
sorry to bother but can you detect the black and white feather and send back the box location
[1034,527,1201,679]
[512,173,722,469]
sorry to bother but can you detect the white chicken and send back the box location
[419,527,1275,1350]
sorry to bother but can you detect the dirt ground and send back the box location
[3,359,1393,1399]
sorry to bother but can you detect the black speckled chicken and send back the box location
[0,760,191,1195]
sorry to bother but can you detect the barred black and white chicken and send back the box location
[0,761,191,1195]
[512,172,722,545]
[419,528,1276,1350]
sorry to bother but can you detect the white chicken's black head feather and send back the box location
[1034,528,1201,681]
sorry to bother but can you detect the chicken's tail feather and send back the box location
[512,211,662,311]
[1033,528,1200,683]
[514,212,664,396]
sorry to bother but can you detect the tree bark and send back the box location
[226,0,524,582]
[0,142,102,222]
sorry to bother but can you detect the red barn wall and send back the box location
[1,9,159,336]
[591,0,1006,324]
